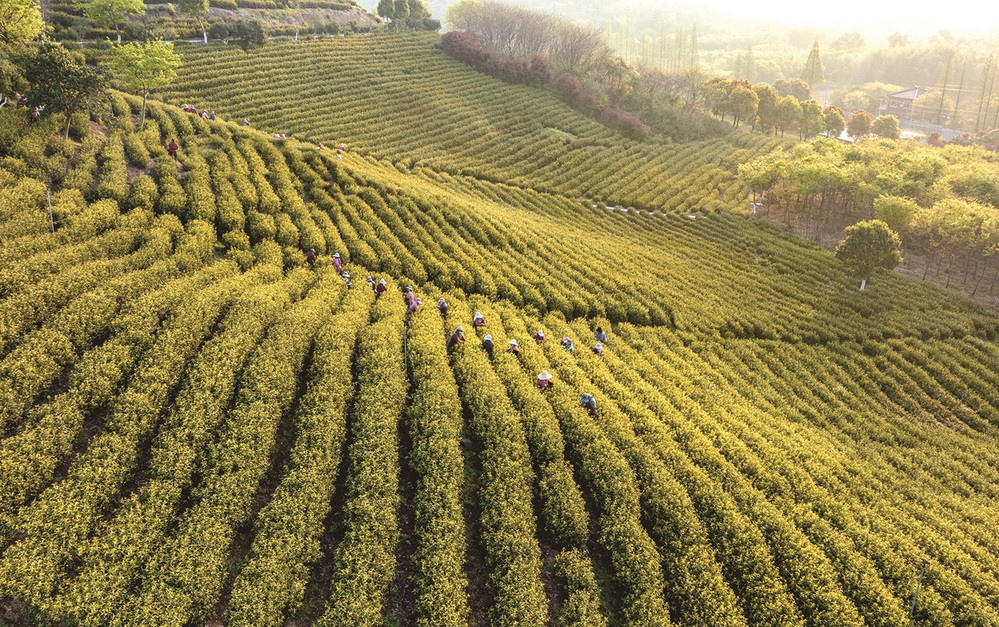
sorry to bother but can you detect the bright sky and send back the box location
[683,0,998,34]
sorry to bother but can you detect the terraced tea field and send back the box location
[1,39,999,627]
[158,33,784,213]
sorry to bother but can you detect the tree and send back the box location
[1,0,42,45]
[823,105,845,137]
[24,43,108,139]
[871,114,901,139]
[832,32,863,50]
[178,0,208,44]
[798,98,824,139]
[528,55,551,86]
[83,0,144,43]
[753,83,778,133]
[835,219,903,289]
[840,82,904,115]
[733,45,756,82]
[728,84,758,128]
[873,195,918,234]
[703,76,729,118]
[776,94,800,137]
[800,39,824,88]
[377,0,394,23]
[846,109,872,139]
[407,0,430,20]
[888,32,908,47]
[774,77,811,101]
[392,0,409,27]
[110,40,181,129]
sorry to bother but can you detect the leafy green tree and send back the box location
[846,109,872,139]
[832,32,863,50]
[24,43,108,139]
[888,32,908,47]
[774,77,811,101]
[1,0,42,45]
[407,0,430,20]
[798,98,824,139]
[873,195,918,234]
[178,0,208,43]
[840,82,903,115]
[835,219,903,289]
[872,114,901,139]
[776,94,800,137]
[752,83,778,133]
[110,39,181,128]
[823,105,845,137]
[703,76,729,119]
[83,0,144,43]
[377,0,394,23]
[800,39,824,87]
[728,84,758,128]
[392,0,408,27]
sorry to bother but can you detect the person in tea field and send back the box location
[507,339,520,354]
[532,330,546,344]
[408,298,422,314]
[447,326,465,349]
[437,297,449,317]
[537,371,554,391]
[305,249,316,266]
[243,117,250,126]
[341,272,352,288]
[376,279,388,297]
[561,336,575,355]
[209,111,216,121]
[404,286,415,307]
[482,334,494,357]
[167,139,180,159]
[366,276,376,291]
[580,393,597,413]
[592,342,604,356]
[595,327,608,343]
[472,312,486,328]
[332,253,342,273]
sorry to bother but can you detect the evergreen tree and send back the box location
[376,0,394,22]
[800,38,824,87]
[393,0,409,26]
[741,45,756,82]
[407,0,430,21]
[689,24,698,67]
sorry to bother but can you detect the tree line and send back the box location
[740,138,999,296]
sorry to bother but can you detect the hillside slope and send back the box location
[158,32,784,212]
[0,76,998,627]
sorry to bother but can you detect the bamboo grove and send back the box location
[1,37,999,627]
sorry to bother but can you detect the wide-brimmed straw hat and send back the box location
[538,371,553,381]
[508,339,519,346]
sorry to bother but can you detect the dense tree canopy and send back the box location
[872,114,901,139]
[836,220,903,286]
[23,43,108,138]
[847,109,872,139]
[0,0,41,45]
